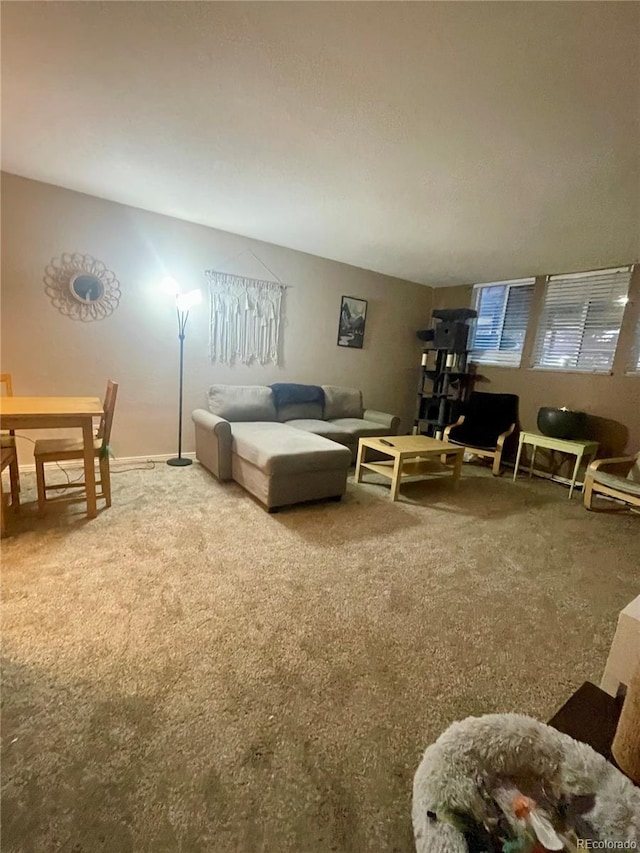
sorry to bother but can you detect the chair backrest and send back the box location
[0,374,13,396]
[465,392,519,434]
[97,380,118,449]
[1,445,16,470]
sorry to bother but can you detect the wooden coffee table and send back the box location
[355,435,464,501]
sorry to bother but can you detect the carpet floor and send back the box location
[2,461,639,853]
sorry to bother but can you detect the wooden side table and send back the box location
[513,431,599,499]
[601,595,640,697]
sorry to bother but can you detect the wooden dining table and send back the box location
[0,396,104,519]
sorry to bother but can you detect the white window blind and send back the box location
[470,279,535,367]
[532,267,632,373]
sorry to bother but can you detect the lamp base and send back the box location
[166,457,193,467]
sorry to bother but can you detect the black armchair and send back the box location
[443,392,519,476]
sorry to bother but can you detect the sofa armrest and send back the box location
[192,409,233,481]
[363,409,401,434]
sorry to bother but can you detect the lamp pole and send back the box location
[167,305,192,467]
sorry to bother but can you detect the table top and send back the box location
[519,431,599,450]
[359,435,462,456]
[0,396,103,418]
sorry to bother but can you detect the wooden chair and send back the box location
[34,380,118,512]
[1,373,20,510]
[1,373,16,449]
[443,392,519,476]
[584,452,640,512]
[1,444,20,536]
[1,374,14,396]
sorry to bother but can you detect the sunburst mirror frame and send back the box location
[44,253,121,321]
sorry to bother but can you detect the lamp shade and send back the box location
[176,289,202,312]
[159,276,180,296]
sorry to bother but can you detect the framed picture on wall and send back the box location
[337,295,368,349]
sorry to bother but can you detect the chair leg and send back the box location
[9,459,20,510]
[35,459,47,513]
[1,475,6,538]
[100,456,112,507]
[583,475,594,510]
[491,449,502,476]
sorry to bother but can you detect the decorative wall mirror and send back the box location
[44,253,121,321]
[69,273,105,304]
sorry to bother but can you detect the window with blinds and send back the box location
[629,314,640,374]
[532,267,632,373]
[469,279,535,367]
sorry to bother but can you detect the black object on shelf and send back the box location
[416,328,435,342]
[433,321,469,352]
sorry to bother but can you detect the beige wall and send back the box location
[1,174,432,461]
[433,275,640,458]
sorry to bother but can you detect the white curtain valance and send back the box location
[206,270,285,366]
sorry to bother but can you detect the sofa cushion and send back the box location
[285,419,352,442]
[208,385,276,422]
[230,422,351,476]
[277,402,324,423]
[322,386,363,420]
[593,470,640,497]
[328,417,391,438]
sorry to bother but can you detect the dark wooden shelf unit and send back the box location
[415,348,472,439]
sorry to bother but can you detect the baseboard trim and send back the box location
[17,452,197,474]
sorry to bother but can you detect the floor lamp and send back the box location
[167,286,202,467]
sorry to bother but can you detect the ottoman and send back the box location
[230,421,352,510]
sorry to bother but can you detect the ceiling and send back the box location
[2,1,639,286]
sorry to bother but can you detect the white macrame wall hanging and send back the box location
[205,270,285,366]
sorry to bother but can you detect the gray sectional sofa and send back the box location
[192,383,400,510]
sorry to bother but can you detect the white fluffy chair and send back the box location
[412,714,640,853]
